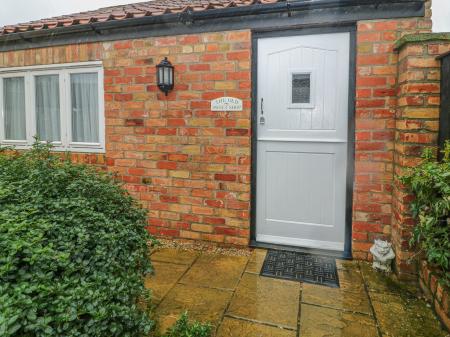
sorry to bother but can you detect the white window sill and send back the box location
[0,143,105,154]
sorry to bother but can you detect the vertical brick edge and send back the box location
[419,260,450,331]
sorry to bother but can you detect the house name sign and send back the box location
[211,97,243,111]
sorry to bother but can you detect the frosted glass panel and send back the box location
[71,73,99,143]
[35,75,61,142]
[3,77,26,140]
[292,73,311,104]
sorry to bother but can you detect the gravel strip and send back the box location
[149,238,252,257]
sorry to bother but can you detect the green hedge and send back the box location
[402,143,450,285]
[0,142,155,336]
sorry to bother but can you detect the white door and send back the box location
[256,32,350,251]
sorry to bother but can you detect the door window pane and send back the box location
[71,73,99,143]
[35,75,60,142]
[292,73,311,104]
[3,77,26,140]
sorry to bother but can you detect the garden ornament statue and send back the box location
[370,239,395,273]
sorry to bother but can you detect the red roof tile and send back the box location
[0,0,281,36]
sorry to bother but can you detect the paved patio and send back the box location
[146,247,449,337]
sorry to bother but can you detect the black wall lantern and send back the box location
[156,57,174,96]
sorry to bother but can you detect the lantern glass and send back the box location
[158,66,163,84]
[163,67,170,85]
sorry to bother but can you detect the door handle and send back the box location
[260,98,265,125]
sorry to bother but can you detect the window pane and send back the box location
[3,77,26,140]
[35,75,60,142]
[71,73,99,143]
[292,73,311,104]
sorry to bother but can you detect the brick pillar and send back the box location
[392,34,450,280]
[353,14,432,260]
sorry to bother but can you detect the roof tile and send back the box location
[0,0,281,36]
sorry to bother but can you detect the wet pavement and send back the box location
[147,247,449,337]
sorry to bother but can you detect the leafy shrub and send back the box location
[401,142,450,284]
[163,312,212,337]
[0,142,155,336]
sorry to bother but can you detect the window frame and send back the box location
[31,70,65,147]
[0,61,105,153]
[0,72,29,145]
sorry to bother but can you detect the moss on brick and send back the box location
[395,33,450,51]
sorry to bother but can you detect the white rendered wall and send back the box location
[432,0,450,33]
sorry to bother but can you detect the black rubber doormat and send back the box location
[260,249,340,288]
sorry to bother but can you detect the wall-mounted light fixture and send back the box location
[156,57,174,96]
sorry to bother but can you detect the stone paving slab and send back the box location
[226,272,300,329]
[301,283,372,315]
[146,248,449,337]
[245,249,267,274]
[144,261,189,304]
[179,254,248,290]
[151,247,199,265]
[216,317,296,337]
[299,304,379,337]
[370,291,448,337]
[336,259,357,271]
[155,283,232,333]
[359,262,419,296]
[336,267,366,293]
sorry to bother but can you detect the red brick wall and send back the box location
[352,12,432,260]
[104,31,252,245]
[393,38,450,279]
[0,4,435,260]
[112,32,252,245]
[419,260,450,330]
[0,31,252,246]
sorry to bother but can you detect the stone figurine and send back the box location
[370,239,395,273]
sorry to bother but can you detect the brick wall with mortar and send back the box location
[352,5,432,260]
[103,32,253,245]
[392,37,450,280]
[419,260,450,330]
[0,4,434,257]
[0,31,253,246]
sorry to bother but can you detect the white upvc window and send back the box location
[0,61,105,153]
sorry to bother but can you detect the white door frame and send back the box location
[250,26,356,259]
